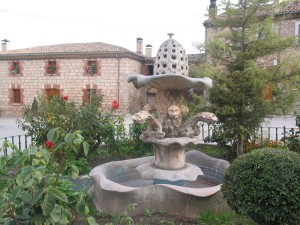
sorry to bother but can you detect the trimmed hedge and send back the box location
[222,148,300,225]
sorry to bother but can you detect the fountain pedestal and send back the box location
[154,143,185,169]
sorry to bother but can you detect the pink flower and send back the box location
[112,100,119,110]
[45,140,55,149]
[63,95,69,100]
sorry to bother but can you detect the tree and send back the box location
[202,0,300,156]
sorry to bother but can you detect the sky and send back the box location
[0,0,210,55]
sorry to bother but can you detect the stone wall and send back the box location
[0,57,143,117]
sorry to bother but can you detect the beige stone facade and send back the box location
[0,42,148,117]
[0,40,203,117]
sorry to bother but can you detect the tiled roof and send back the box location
[0,42,135,55]
[280,0,300,14]
[0,42,204,65]
[0,42,146,61]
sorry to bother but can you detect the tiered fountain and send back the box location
[89,34,230,217]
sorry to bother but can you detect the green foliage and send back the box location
[105,203,137,225]
[68,158,91,175]
[201,0,300,156]
[18,94,128,156]
[0,129,98,225]
[222,148,300,225]
[281,111,300,152]
[196,211,256,225]
[129,123,153,156]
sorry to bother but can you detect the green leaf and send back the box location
[11,186,22,200]
[51,189,69,203]
[41,192,56,216]
[16,174,23,185]
[23,178,34,188]
[32,186,44,204]
[47,128,59,142]
[21,191,32,204]
[33,165,46,172]
[32,159,41,166]
[87,216,99,225]
[64,133,73,144]
[21,165,32,181]
[33,171,43,183]
[33,214,45,225]
[68,165,79,179]
[83,141,90,156]
[73,138,82,146]
[3,193,14,202]
[76,199,86,216]
[50,204,62,223]
[40,148,51,164]
[60,216,70,225]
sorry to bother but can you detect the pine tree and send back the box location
[203,0,300,156]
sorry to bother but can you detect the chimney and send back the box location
[136,37,143,54]
[145,44,153,57]
[209,0,217,19]
[1,39,10,51]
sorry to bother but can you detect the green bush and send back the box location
[0,128,98,225]
[18,94,126,156]
[222,148,300,225]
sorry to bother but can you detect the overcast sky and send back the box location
[1,0,210,55]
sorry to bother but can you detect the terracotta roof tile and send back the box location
[280,0,300,14]
[0,42,136,55]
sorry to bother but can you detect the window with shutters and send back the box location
[47,60,57,75]
[10,61,21,75]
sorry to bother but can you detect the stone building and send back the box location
[0,37,203,117]
[204,0,300,63]
[203,0,300,108]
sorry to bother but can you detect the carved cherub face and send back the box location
[167,105,181,119]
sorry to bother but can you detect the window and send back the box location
[86,60,97,75]
[13,89,21,103]
[83,89,96,103]
[11,62,20,75]
[47,60,57,75]
[295,21,300,38]
[9,86,23,105]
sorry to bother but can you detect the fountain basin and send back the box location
[89,150,230,218]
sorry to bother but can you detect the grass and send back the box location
[88,210,256,225]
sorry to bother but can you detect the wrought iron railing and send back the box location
[0,134,32,156]
[198,123,298,145]
[0,125,298,155]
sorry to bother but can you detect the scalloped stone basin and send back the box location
[89,150,230,217]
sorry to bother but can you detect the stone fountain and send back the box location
[89,34,230,217]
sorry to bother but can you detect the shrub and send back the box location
[222,148,300,225]
[0,129,98,225]
[18,94,127,156]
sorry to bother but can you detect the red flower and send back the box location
[63,95,69,100]
[45,140,55,149]
[112,100,119,110]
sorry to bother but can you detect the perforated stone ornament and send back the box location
[154,33,189,76]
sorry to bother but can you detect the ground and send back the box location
[94,212,199,225]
